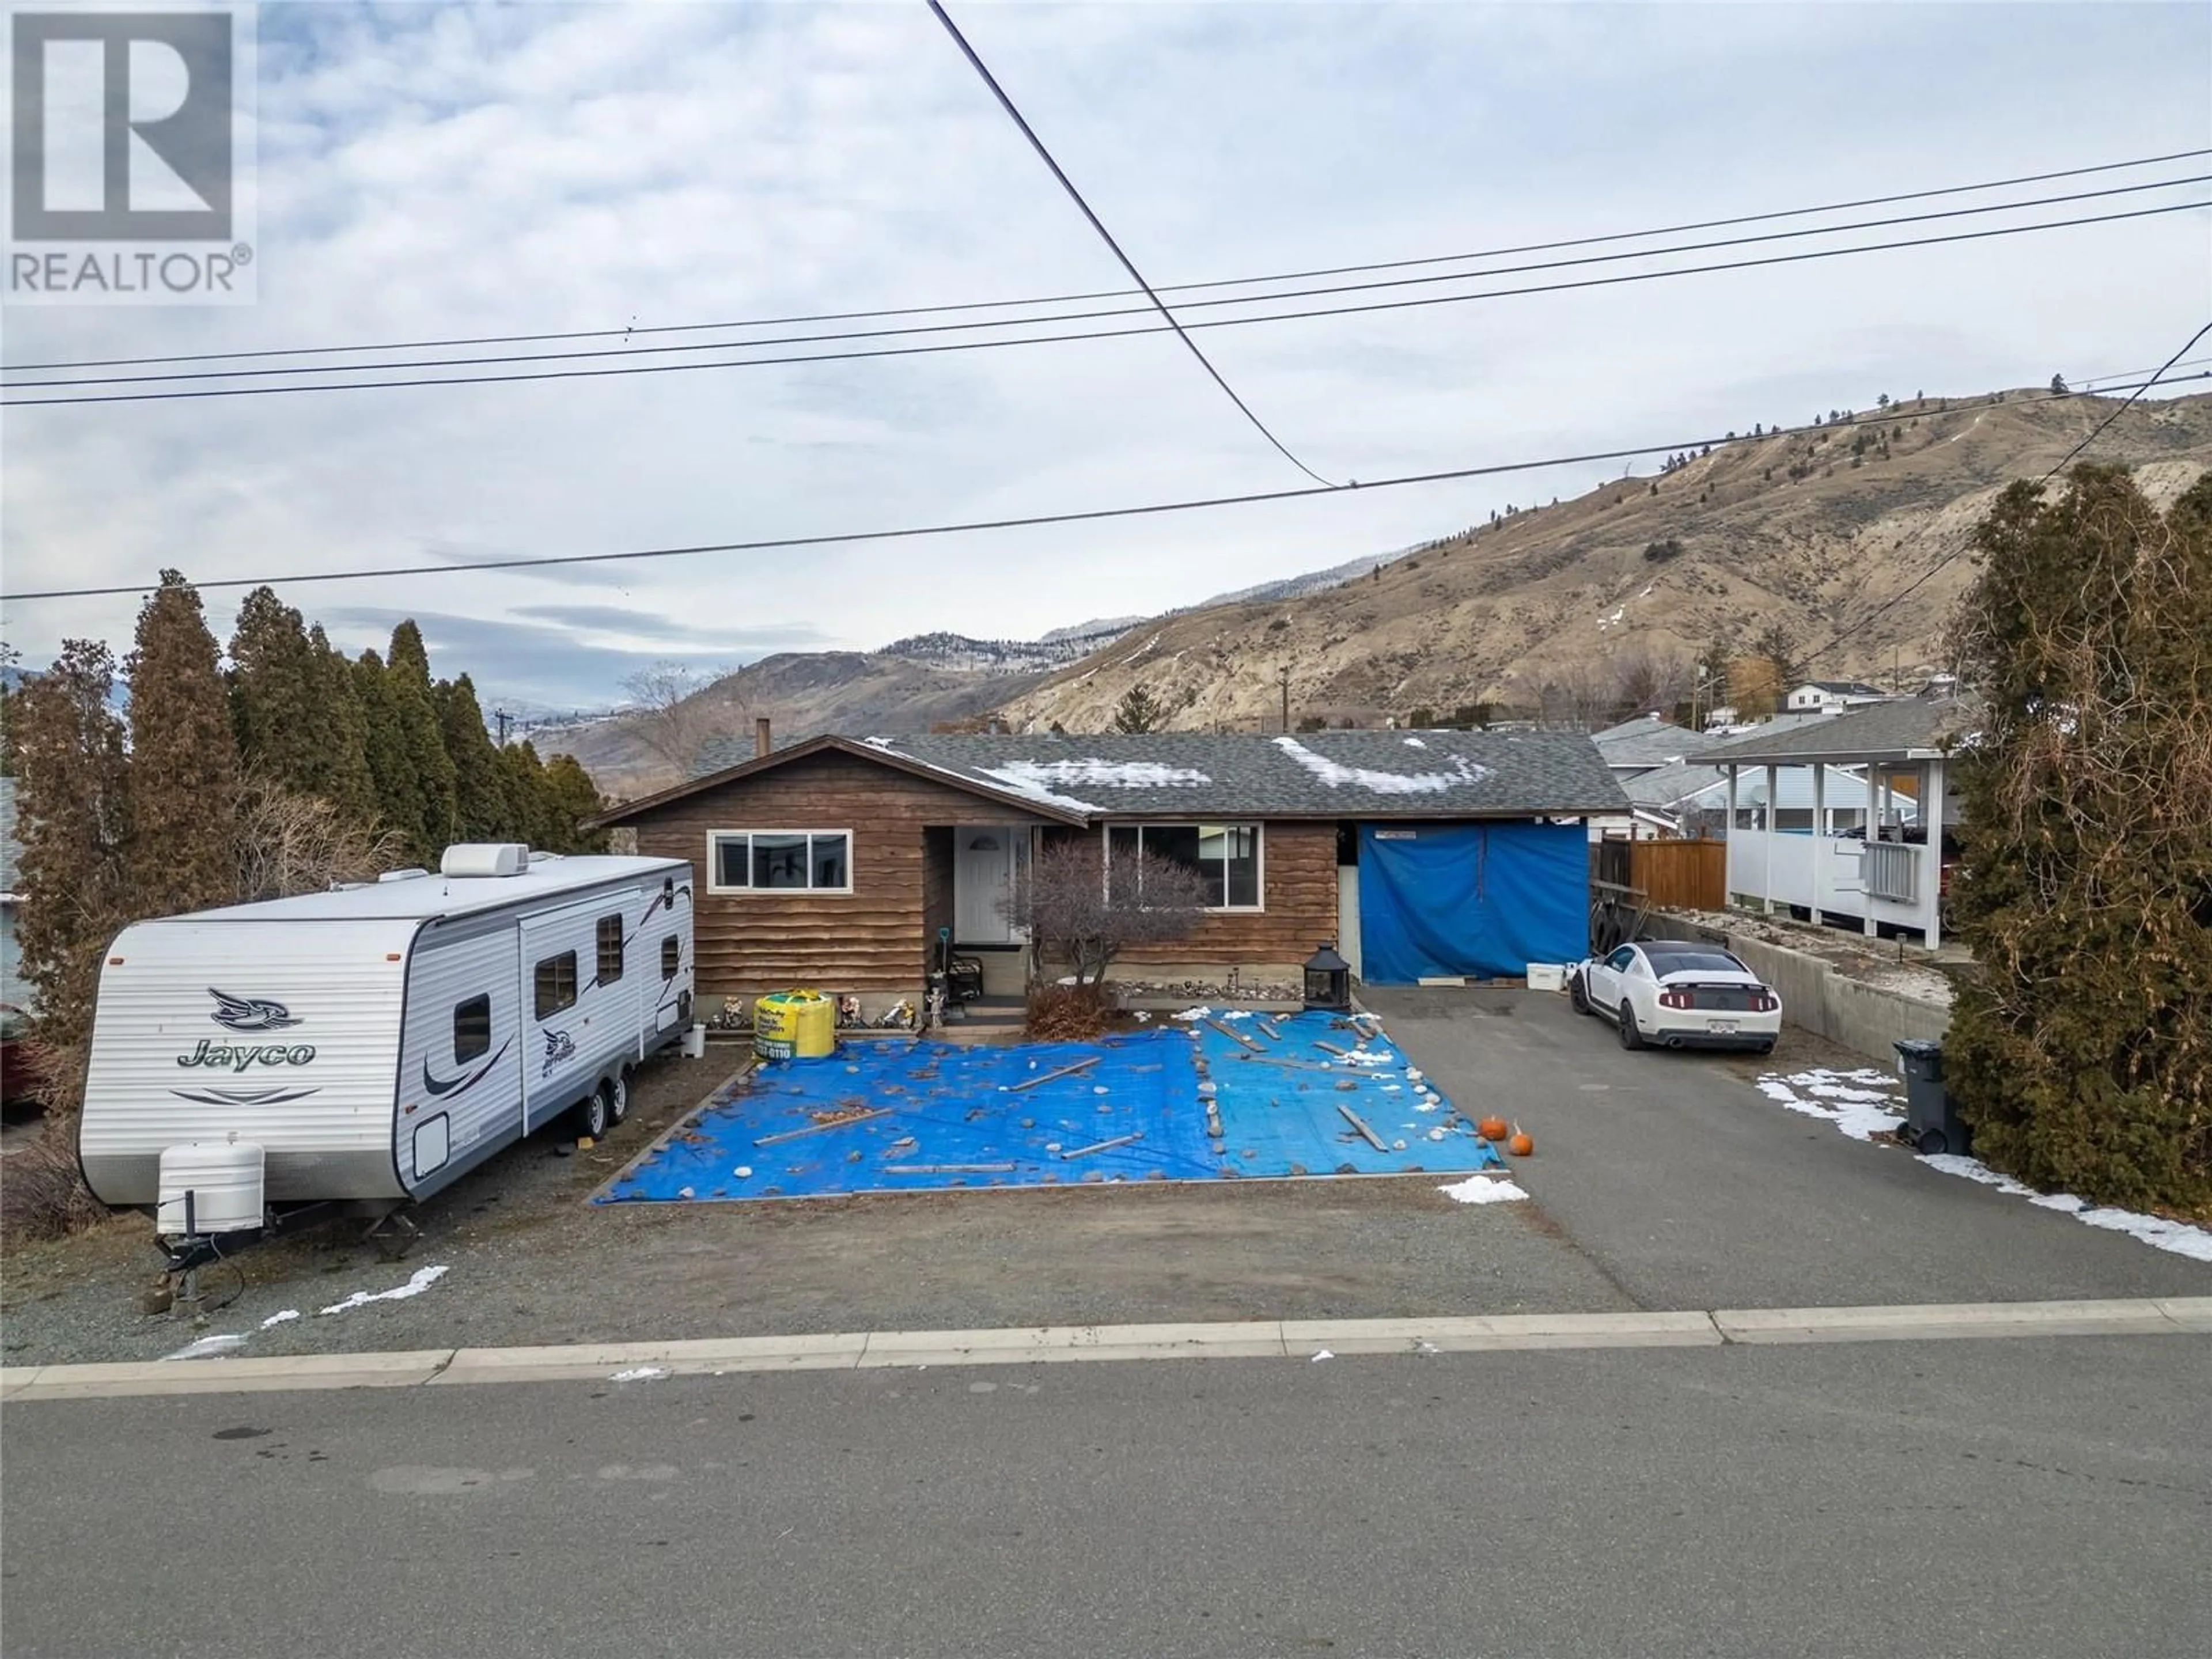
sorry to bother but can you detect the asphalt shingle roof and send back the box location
[1701,696,1978,766]
[685,729,1627,821]
[1588,717,1727,770]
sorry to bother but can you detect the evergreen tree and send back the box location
[354,649,427,863]
[498,739,559,850]
[435,673,510,840]
[382,623,459,862]
[9,640,134,1112]
[126,571,239,917]
[227,586,323,794]
[0,641,18,776]
[1944,468,2212,1211]
[1112,683,1167,734]
[307,626,380,826]
[542,754,610,853]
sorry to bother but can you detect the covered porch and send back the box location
[1702,696,1974,949]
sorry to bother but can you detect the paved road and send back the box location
[1366,988,2212,1310]
[5,1337,2208,1658]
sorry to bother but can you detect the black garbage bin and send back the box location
[1894,1038,1969,1157]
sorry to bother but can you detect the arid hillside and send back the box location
[997,389,2212,732]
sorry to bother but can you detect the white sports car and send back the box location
[1569,941,1782,1054]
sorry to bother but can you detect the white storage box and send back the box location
[1525,963,1567,993]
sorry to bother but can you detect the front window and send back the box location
[1108,823,1263,910]
[708,831,853,893]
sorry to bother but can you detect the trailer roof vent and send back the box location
[377,867,431,883]
[440,843,532,880]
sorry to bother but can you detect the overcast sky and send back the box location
[4,1,2207,712]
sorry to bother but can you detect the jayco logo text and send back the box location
[179,1039,316,1070]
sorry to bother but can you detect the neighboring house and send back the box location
[1785,680,1893,714]
[1700,697,1975,946]
[1586,715,1726,780]
[1586,713,1858,841]
[593,727,1627,1001]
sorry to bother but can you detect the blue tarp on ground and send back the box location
[1358,820,1589,985]
[599,1013,1505,1203]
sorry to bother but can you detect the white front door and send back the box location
[954,829,1017,944]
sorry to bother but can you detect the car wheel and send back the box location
[1751,1040,1775,1056]
[1617,1002,1645,1051]
[1570,973,1592,1015]
[604,1070,630,1128]
[571,1086,611,1141]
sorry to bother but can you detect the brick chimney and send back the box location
[754,716,772,759]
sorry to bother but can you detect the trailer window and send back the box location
[453,994,491,1063]
[596,914,624,984]
[534,950,578,1020]
[661,935,681,981]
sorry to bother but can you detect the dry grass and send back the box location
[1,1123,110,1247]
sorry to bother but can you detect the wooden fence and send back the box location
[1590,835,1726,913]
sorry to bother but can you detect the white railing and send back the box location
[1862,840,1918,902]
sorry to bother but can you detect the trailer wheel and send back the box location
[571,1086,611,1141]
[605,1070,630,1128]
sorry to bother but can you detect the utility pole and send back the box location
[493,708,512,748]
[1278,665,1291,734]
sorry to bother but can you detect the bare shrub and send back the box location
[1003,840,1210,987]
[1025,982,1112,1042]
[0,1126,109,1245]
[233,775,407,903]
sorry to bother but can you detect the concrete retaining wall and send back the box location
[1637,914,1949,1064]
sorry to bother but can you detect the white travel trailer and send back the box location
[79,844,694,1237]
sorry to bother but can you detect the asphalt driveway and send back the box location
[1366,986,2212,1311]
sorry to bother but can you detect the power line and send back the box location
[14,173,2203,392]
[10,145,2204,375]
[10,372,2201,605]
[9,198,2205,410]
[922,0,1332,487]
[1798,319,2212,669]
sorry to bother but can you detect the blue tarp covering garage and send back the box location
[1358,821,1588,984]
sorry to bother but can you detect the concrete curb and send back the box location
[2,1300,2203,1401]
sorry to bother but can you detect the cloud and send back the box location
[5,0,2206,715]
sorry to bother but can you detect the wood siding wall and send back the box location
[627,752,1041,997]
[1042,820,1340,968]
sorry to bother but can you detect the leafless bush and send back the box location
[0,1124,110,1245]
[1025,982,1112,1041]
[1003,840,1210,986]
[619,661,732,777]
[233,775,407,903]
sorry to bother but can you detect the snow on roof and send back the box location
[1271,735,1493,796]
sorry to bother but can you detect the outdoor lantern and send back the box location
[1303,942,1352,1012]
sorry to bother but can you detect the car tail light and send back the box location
[1659,990,1691,1010]
[1756,988,1778,1012]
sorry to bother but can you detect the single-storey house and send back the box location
[1700,695,1974,945]
[1785,680,1894,714]
[593,726,1627,1005]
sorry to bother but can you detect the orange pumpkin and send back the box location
[1476,1114,1510,1142]
[1508,1130,1535,1157]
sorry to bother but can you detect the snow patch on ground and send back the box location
[1762,1078,2212,1263]
[1920,1156,2212,1260]
[611,1367,670,1382]
[259,1309,300,1329]
[1756,1069,1905,1142]
[162,1333,249,1361]
[319,1264,449,1316]
[1438,1176,1531,1205]
[1271,736,1493,795]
